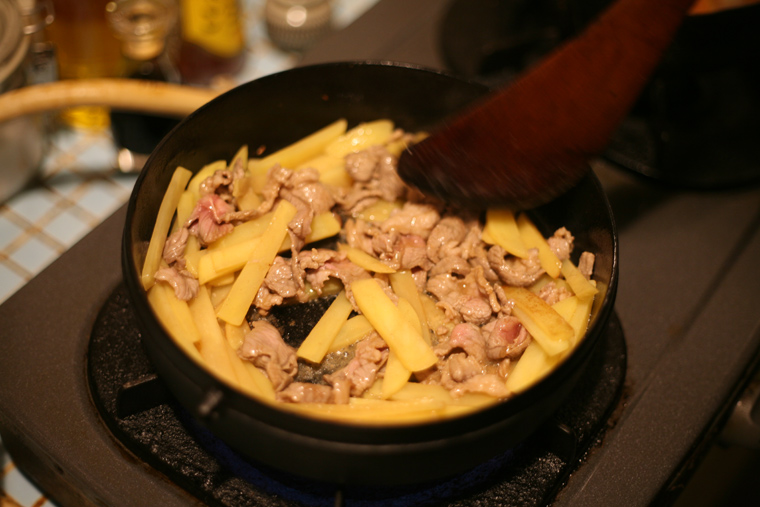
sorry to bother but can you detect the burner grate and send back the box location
[87,284,626,506]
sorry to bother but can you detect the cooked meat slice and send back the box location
[163,227,188,266]
[238,321,298,391]
[263,256,299,298]
[187,193,235,245]
[429,255,471,278]
[450,373,510,398]
[304,258,371,309]
[345,148,379,182]
[435,323,487,363]
[380,202,440,239]
[426,268,497,325]
[481,316,531,361]
[487,245,545,287]
[199,169,235,198]
[324,334,389,400]
[155,266,199,301]
[343,218,375,255]
[426,216,467,263]
[277,382,333,403]
[548,227,574,261]
[537,281,573,305]
[578,251,596,279]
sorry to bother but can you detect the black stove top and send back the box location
[2,0,760,505]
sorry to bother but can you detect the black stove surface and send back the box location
[86,284,625,506]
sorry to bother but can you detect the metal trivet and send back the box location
[87,283,626,506]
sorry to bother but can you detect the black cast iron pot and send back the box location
[122,61,619,486]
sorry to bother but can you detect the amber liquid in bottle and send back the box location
[47,0,122,129]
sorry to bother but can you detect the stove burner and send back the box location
[87,284,626,506]
[440,0,760,190]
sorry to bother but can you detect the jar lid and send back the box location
[0,0,30,89]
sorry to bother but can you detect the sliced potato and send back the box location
[517,213,561,278]
[351,278,437,372]
[297,291,353,364]
[561,258,599,301]
[505,341,561,394]
[324,119,394,158]
[500,286,573,356]
[147,282,202,357]
[338,244,395,273]
[389,270,430,344]
[484,208,529,259]
[352,200,403,223]
[141,166,192,290]
[249,119,348,191]
[189,285,238,385]
[216,200,297,325]
[327,315,374,353]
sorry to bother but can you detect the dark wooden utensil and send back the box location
[397,0,698,209]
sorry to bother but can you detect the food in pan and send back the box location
[141,119,599,424]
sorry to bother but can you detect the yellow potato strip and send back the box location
[297,291,354,364]
[517,213,561,278]
[224,321,275,401]
[484,208,529,259]
[389,270,431,344]
[324,119,394,158]
[147,283,202,360]
[249,119,348,191]
[338,244,395,273]
[200,211,341,284]
[351,278,438,372]
[189,285,238,386]
[327,315,374,353]
[380,297,420,399]
[216,200,297,325]
[501,286,573,356]
[505,341,561,394]
[141,166,192,289]
[561,259,599,300]
[569,295,594,345]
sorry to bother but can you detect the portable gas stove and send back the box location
[2,0,760,505]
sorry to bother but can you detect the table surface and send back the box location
[0,1,378,505]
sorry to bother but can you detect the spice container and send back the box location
[107,0,181,171]
[265,0,331,52]
[177,0,245,86]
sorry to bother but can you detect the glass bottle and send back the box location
[46,0,122,130]
[106,0,181,171]
[177,0,246,86]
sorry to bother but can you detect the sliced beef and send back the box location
[380,202,440,239]
[277,382,333,403]
[548,227,574,261]
[187,193,235,245]
[324,334,389,403]
[155,266,199,301]
[238,320,298,391]
[579,251,596,279]
[163,227,189,266]
[481,316,531,361]
[487,244,545,287]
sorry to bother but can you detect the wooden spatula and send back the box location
[397,0,697,209]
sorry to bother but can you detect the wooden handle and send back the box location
[0,79,221,124]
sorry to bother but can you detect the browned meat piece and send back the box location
[277,382,333,403]
[380,202,440,239]
[487,245,545,287]
[263,256,299,298]
[428,255,471,278]
[163,227,189,266]
[199,169,235,199]
[450,373,510,398]
[435,323,487,363]
[426,267,497,325]
[155,266,199,301]
[338,145,407,212]
[324,334,389,402]
[238,321,298,391]
[343,218,375,255]
[187,193,235,245]
[437,353,509,398]
[481,316,531,361]
[304,258,371,309]
[426,216,467,263]
[537,281,573,305]
[578,251,596,279]
[345,147,380,182]
[468,244,499,282]
[548,227,574,261]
